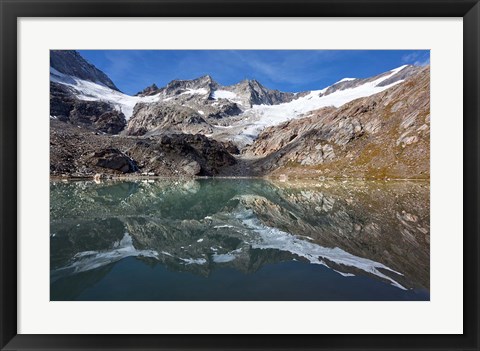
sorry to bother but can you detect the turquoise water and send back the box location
[50,178,430,301]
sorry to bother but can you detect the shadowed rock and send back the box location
[93,148,139,173]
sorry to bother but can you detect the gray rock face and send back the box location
[50,50,119,91]
[50,82,126,134]
[127,103,212,136]
[208,101,242,119]
[164,75,218,97]
[93,111,127,135]
[225,79,296,107]
[50,82,77,120]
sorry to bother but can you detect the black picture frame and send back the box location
[1,0,479,350]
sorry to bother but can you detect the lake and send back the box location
[50,178,430,301]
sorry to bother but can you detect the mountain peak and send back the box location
[163,75,218,97]
[135,83,159,96]
[50,50,120,91]
[199,74,213,81]
[237,78,262,87]
[192,75,217,86]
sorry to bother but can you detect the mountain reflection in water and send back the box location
[50,178,429,301]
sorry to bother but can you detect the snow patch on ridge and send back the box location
[212,248,242,263]
[336,77,356,83]
[180,88,209,96]
[232,65,409,144]
[212,253,236,263]
[212,89,245,106]
[212,90,238,100]
[179,257,207,265]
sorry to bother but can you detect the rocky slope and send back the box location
[50,120,235,177]
[50,53,129,134]
[245,66,430,179]
[50,82,127,134]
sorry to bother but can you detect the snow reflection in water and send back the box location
[50,178,429,300]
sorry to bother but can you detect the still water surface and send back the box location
[50,178,429,301]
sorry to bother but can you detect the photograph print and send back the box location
[49,50,430,301]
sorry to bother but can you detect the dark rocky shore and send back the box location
[50,120,236,178]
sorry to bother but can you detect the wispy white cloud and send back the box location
[230,50,335,86]
[103,51,135,76]
[401,51,430,66]
[401,52,420,63]
[414,57,430,66]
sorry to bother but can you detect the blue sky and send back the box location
[78,50,430,95]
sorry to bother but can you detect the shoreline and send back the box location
[50,174,431,182]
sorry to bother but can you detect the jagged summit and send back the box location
[135,83,159,96]
[135,76,218,99]
[228,79,295,106]
[168,74,216,85]
[162,75,219,97]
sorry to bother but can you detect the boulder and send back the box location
[182,160,202,176]
[93,148,138,173]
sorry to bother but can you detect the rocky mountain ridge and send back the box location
[125,75,298,137]
[50,50,430,179]
[243,66,430,179]
[134,75,296,106]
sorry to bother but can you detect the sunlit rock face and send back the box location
[246,66,430,179]
[51,179,429,299]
